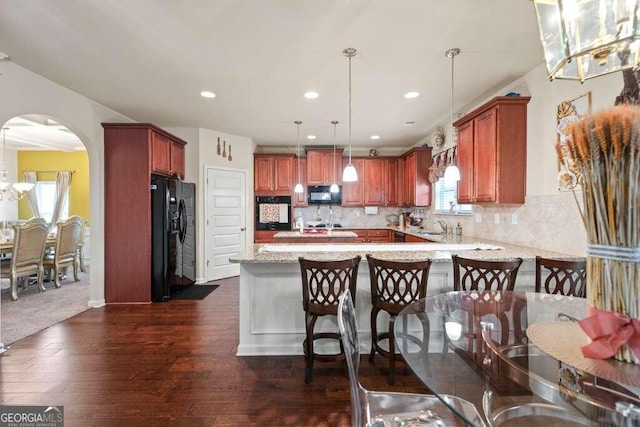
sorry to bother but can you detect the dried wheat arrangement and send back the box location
[559,105,640,363]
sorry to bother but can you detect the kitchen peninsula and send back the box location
[229,231,580,356]
[273,229,357,243]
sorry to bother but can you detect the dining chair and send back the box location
[299,255,361,383]
[43,216,83,289]
[535,256,586,297]
[77,218,88,272]
[447,255,523,364]
[0,217,49,301]
[367,254,432,385]
[337,289,487,427]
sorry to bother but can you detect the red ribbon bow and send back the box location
[578,306,640,360]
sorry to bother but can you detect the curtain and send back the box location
[49,171,72,231]
[428,147,457,183]
[23,171,40,218]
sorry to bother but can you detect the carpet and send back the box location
[1,271,90,345]
[170,284,219,300]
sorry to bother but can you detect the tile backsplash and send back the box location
[295,191,587,256]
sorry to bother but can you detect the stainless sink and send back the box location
[415,230,443,236]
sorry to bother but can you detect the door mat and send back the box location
[170,284,219,300]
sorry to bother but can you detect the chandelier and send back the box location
[0,127,34,201]
[532,0,640,82]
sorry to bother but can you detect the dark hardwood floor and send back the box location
[0,277,467,426]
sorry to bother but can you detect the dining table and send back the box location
[394,290,640,426]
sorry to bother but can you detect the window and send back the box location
[35,181,68,224]
[434,178,472,214]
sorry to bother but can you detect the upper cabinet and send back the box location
[401,147,432,207]
[151,131,185,179]
[306,148,344,186]
[341,158,365,206]
[254,154,295,195]
[453,96,530,204]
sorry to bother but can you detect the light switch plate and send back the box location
[475,213,481,223]
[494,214,500,224]
[511,213,518,225]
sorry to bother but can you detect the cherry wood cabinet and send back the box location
[346,229,391,243]
[102,123,188,303]
[293,157,307,207]
[385,158,402,206]
[306,148,343,186]
[151,131,185,179]
[341,158,365,206]
[254,230,278,243]
[401,147,432,207]
[453,96,530,204]
[254,154,295,195]
[405,234,427,242]
[363,158,385,206]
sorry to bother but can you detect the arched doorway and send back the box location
[0,114,91,345]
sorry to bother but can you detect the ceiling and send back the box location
[0,0,545,151]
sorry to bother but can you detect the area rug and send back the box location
[1,271,90,345]
[170,284,219,300]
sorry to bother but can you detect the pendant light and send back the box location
[294,120,304,194]
[342,48,358,182]
[443,48,461,186]
[330,120,340,193]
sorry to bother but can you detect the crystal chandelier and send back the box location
[533,0,640,82]
[0,127,34,201]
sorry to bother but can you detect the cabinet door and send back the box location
[306,150,325,185]
[474,108,498,202]
[456,120,475,204]
[293,158,308,207]
[170,142,185,180]
[405,235,427,242]
[254,230,278,243]
[274,156,294,192]
[367,229,390,242]
[404,153,416,206]
[325,151,343,186]
[151,132,171,175]
[341,158,365,206]
[385,158,400,206]
[363,158,385,206]
[254,156,275,192]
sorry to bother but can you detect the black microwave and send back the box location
[307,185,341,205]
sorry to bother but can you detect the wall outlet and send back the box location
[494,214,500,224]
[475,213,481,223]
[511,213,518,225]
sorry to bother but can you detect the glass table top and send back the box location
[394,291,640,426]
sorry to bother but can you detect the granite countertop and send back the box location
[230,232,580,264]
[274,230,358,238]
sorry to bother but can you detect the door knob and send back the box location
[240,227,246,231]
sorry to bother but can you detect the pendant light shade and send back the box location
[342,48,358,183]
[443,48,461,185]
[330,120,340,193]
[294,120,303,193]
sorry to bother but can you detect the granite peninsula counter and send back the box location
[229,238,580,356]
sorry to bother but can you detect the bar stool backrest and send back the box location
[452,255,523,291]
[535,256,586,297]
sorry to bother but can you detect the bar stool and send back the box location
[298,255,361,383]
[446,255,523,364]
[367,254,432,385]
[535,256,586,297]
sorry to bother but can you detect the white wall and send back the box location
[0,60,133,317]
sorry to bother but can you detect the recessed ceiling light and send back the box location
[304,91,319,99]
[200,91,216,98]
[307,135,316,140]
[404,91,420,99]
[370,135,380,140]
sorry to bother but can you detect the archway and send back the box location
[0,114,91,345]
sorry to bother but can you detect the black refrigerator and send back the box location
[151,175,196,301]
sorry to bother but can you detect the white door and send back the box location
[205,167,246,281]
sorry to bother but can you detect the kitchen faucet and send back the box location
[434,219,448,234]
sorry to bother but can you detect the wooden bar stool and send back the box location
[367,254,432,385]
[447,255,523,364]
[298,255,361,383]
[535,256,586,297]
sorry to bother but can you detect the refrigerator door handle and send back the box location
[178,199,187,244]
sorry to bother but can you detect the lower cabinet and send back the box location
[254,231,278,243]
[347,229,391,243]
[405,234,427,243]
